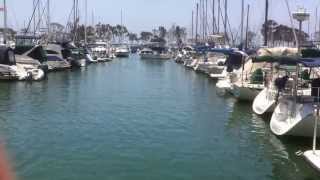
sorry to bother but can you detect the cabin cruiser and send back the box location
[88,41,113,62]
[44,43,71,71]
[0,47,33,80]
[140,48,171,60]
[175,46,194,64]
[62,42,87,67]
[114,44,130,58]
[194,50,227,75]
[252,47,299,115]
[269,56,320,137]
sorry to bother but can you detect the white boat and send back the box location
[45,43,71,71]
[194,52,226,75]
[140,48,171,60]
[115,45,130,58]
[215,50,247,95]
[252,47,299,114]
[230,54,270,101]
[88,41,112,62]
[62,42,87,68]
[269,55,320,137]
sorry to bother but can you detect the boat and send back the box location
[62,42,87,67]
[44,43,71,71]
[193,51,226,75]
[88,41,113,62]
[269,55,320,137]
[140,48,171,60]
[252,47,299,115]
[215,50,247,95]
[230,51,270,101]
[114,44,130,58]
[0,46,32,80]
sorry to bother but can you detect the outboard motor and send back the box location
[274,76,289,101]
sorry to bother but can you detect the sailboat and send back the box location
[252,47,299,115]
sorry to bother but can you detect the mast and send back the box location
[316,8,318,41]
[217,0,220,33]
[33,0,36,35]
[192,10,194,41]
[224,0,227,44]
[47,0,51,38]
[264,0,269,46]
[202,0,205,41]
[240,0,244,49]
[245,4,250,50]
[205,0,208,38]
[212,0,215,34]
[3,0,7,44]
[196,3,199,43]
[84,0,87,44]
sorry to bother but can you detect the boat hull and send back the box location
[270,100,320,137]
[231,84,262,101]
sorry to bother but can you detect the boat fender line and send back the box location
[295,150,303,157]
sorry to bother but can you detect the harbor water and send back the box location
[0,55,319,180]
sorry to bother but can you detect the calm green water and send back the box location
[0,55,319,180]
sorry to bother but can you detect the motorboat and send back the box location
[0,46,31,80]
[140,48,171,60]
[114,44,130,58]
[62,42,87,67]
[44,43,71,71]
[194,51,227,75]
[88,41,112,62]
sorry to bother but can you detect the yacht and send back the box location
[62,42,87,67]
[89,42,113,62]
[0,46,32,80]
[115,44,130,58]
[45,43,71,71]
[194,50,227,75]
[140,48,171,60]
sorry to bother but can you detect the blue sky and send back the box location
[3,0,320,35]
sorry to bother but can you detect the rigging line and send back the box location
[24,0,41,34]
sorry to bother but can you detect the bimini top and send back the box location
[253,55,320,68]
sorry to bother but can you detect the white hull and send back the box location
[72,59,86,67]
[216,78,233,96]
[252,88,276,115]
[270,100,319,137]
[304,150,320,172]
[140,54,171,60]
[231,83,262,101]
[115,51,130,58]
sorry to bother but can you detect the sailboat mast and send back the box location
[47,0,51,37]
[224,0,227,44]
[240,0,244,48]
[192,10,194,41]
[217,0,220,33]
[212,0,215,34]
[245,4,250,50]
[3,0,7,44]
[264,0,269,46]
[85,0,87,44]
[196,3,199,43]
[205,0,208,38]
